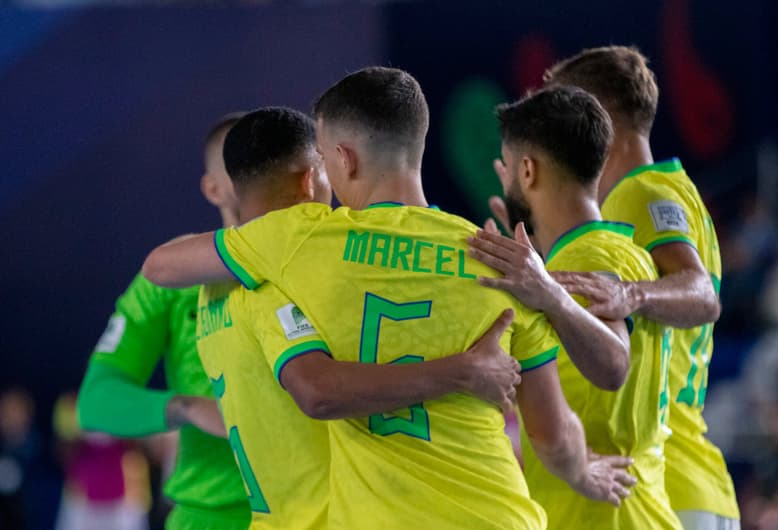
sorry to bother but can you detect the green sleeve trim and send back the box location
[273,340,331,384]
[520,345,559,372]
[644,235,696,253]
[214,229,260,290]
[711,274,721,295]
[78,360,176,437]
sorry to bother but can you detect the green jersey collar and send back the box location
[366,201,405,209]
[545,220,635,263]
[601,157,684,206]
[366,201,441,211]
[623,157,683,179]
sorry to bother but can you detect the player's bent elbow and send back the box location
[708,298,722,323]
[596,354,629,392]
[284,375,341,420]
[578,346,628,392]
[294,389,339,420]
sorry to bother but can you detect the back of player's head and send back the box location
[496,86,613,186]
[543,45,658,136]
[312,66,430,168]
[223,106,317,189]
[204,112,246,167]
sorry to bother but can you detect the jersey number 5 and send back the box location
[359,292,432,441]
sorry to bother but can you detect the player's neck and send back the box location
[218,206,240,228]
[598,131,653,204]
[534,191,602,260]
[236,190,308,224]
[352,170,428,210]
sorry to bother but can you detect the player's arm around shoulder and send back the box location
[516,361,636,506]
[276,310,523,419]
[468,223,630,390]
[596,178,721,327]
[143,203,329,289]
[639,241,721,327]
[142,231,229,289]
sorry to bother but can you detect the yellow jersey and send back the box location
[216,201,562,530]
[601,158,739,517]
[196,281,330,530]
[522,221,681,529]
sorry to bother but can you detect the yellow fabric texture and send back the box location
[196,281,329,530]
[602,159,738,517]
[522,221,680,529]
[216,202,562,530]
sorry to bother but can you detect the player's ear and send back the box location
[200,172,222,207]
[336,144,358,179]
[520,156,538,189]
[300,167,316,201]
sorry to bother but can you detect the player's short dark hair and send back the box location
[223,106,316,188]
[496,86,613,186]
[312,66,429,166]
[543,46,658,135]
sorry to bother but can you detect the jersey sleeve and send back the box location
[214,203,330,290]
[77,362,174,436]
[249,286,330,385]
[79,272,177,435]
[605,179,698,253]
[90,273,171,383]
[547,247,637,333]
[509,307,560,372]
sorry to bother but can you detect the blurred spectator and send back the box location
[53,392,149,530]
[718,194,778,334]
[705,262,778,529]
[0,388,40,529]
[141,432,178,530]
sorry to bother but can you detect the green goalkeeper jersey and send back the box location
[78,272,249,525]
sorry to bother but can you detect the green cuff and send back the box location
[273,340,331,385]
[78,360,176,437]
[645,235,696,253]
[521,346,559,372]
[214,229,260,290]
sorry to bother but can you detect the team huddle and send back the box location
[78,46,740,530]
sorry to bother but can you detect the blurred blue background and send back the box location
[1,1,777,528]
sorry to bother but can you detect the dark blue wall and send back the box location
[0,5,384,418]
[1,0,775,429]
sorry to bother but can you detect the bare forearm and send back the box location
[529,410,588,490]
[544,285,629,391]
[142,231,229,288]
[286,354,471,420]
[628,269,720,328]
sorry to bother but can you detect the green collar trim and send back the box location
[623,157,683,179]
[545,221,635,263]
[602,158,684,206]
[366,201,405,209]
[365,201,440,211]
